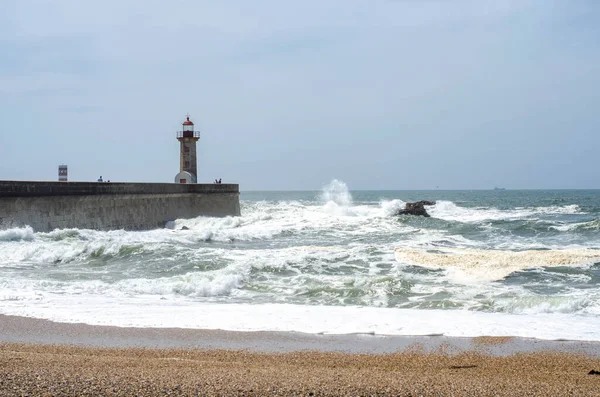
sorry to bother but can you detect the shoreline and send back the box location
[2,313,600,356]
[2,314,600,395]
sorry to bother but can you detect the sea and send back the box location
[1,180,599,341]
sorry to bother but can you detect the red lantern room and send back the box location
[182,116,194,137]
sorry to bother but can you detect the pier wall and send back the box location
[0,181,240,232]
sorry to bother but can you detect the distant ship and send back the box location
[493,187,506,191]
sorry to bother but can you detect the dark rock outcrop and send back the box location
[396,200,436,217]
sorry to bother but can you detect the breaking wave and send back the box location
[551,219,600,232]
[428,201,582,223]
[1,182,599,339]
[0,226,35,242]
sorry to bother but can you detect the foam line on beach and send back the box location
[1,301,600,341]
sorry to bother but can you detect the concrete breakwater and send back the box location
[0,181,240,232]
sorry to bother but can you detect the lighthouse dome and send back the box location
[182,115,195,134]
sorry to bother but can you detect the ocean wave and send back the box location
[229,189,409,240]
[0,228,190,266]
[0,269,246,300]
[394,248,600,282]
[118,272,245,297]
[40,228,83,241]
[0,226,35,242]
[538,204,582,214]
[428,201,582,223]
[551,219,600,232]
[494,295,599,315]
[169,215,265,241]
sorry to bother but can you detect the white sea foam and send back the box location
[0,299,598,341]
[379,199,406,217]
[170,192,405,242]
[118,273,245,297]
[394,248,600,282]
[493,295,599,315]
[551,219,600,232]
[428,201,582,223]
[0,266,246,301]
[0,226,35,242]
[171,215,275,241]
[0,227,186,266]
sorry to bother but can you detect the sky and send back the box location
[0,0,599,190]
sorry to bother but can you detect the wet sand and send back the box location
[1,314,600,396]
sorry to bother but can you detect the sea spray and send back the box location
[320,179,356,216]
[321,179,353,207]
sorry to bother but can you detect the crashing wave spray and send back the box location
[320,180,354,215]
[321,180,353,206]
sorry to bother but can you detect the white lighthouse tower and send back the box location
[174,115,200,184]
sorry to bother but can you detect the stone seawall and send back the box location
[0,181,240,232]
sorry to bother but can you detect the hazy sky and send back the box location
[1,0,598,190]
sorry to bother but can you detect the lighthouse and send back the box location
[174,115,200,184]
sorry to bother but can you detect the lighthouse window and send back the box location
[184,161,190,168]
[184,146,190,153]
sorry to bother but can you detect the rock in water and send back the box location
[396,201,436,217]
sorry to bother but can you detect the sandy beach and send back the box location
[1,314,600,396]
